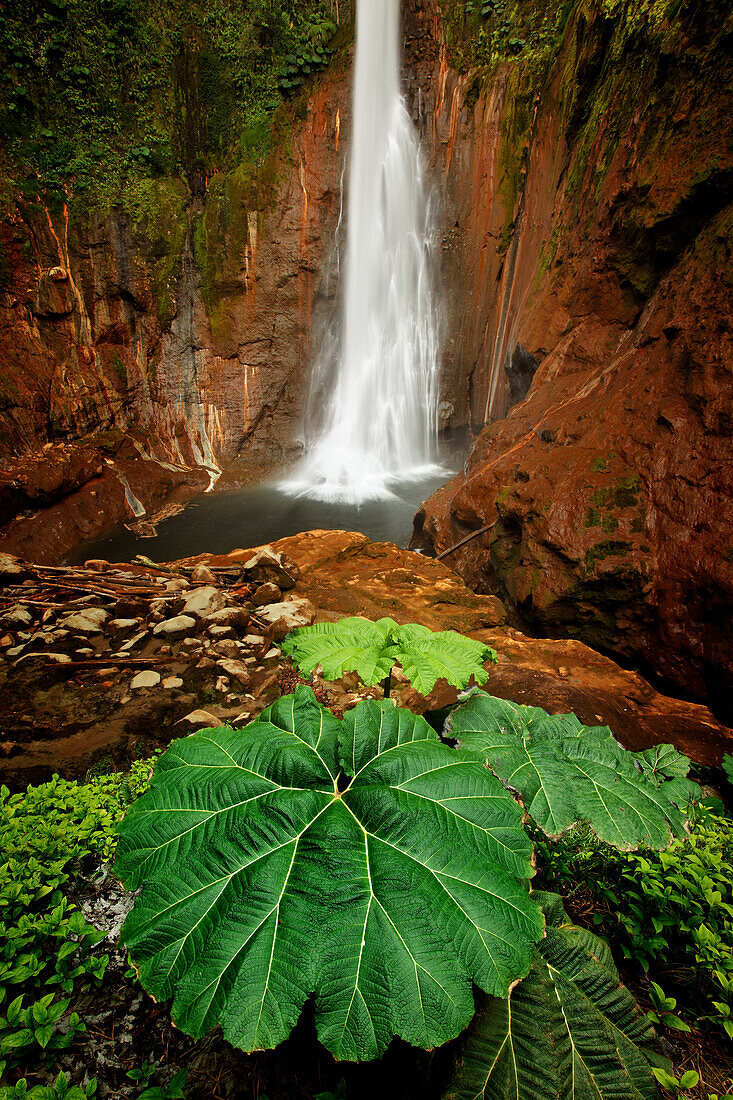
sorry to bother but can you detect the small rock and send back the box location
[243,634,266,646]
[257,598,316,640]
[215,639,242,660]
[108,618,140,634]
[76,647,95,657]
[61,608,109,634]
[96,668,118,677]
[215,676,230,693]
[208,625,235,639]
[183,586,226,619]
[130,670,161,689]
[181,637,202,650]
[242,546,300,590]
[252,582,282,606]
[84,559,110,573]
[120,630,148,652]
[0,553,27,584]
[153,615,197,637]
[15,651,72,665]
[2,606,33,628]
[6,645,25,657]
[178,709,221,728]
[190,564,218,585]
[195,657,216,670]
[164,577,190,593]
[265,647,281,659]
[0,633,15,647]
[158,645,172,657]
[120,694,131,704]
[163,676,184,689]
[217,659,251,686]
[204,607,250,629]
[149,598,169,616]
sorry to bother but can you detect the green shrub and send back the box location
[535,803,733,1039]
[0,762,150,1077]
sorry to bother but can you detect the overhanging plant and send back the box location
[281,616,498,696]
[115,674,699,1095]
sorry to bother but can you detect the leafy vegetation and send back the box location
[447,692,698,849]
[115,688,543,1060]
[0,0,339,211]
[282,616,497,696]
[445,892,664,1100]
[115,679,701,1099]
[535,802,733,1043]
[0,764,149,1085]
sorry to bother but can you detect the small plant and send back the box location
[651,1068,700,1094]
[646,982,691,1032]
[282,616,497,697]
[0,1070,97,1099]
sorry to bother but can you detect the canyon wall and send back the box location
[408,0,733,718]
[0,56,350,549]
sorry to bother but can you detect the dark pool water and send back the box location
[67,468,454,564]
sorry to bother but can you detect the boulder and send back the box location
[2,606,33,628]
[204,607,250,629]
[190,564,218,585]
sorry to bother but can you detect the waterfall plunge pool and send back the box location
[66,465,455,565]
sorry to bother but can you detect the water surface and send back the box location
[67,469,451,565]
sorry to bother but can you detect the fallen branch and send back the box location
[436,522,497,561]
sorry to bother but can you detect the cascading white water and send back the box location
[287,0,442,503]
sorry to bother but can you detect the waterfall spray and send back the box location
[287,0,442,503]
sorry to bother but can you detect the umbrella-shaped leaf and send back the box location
[116,688,543,1061]
[444,892,665,1100]
[446,693,697,850]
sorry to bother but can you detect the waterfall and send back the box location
[287,0,442,503]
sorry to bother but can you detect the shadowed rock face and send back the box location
[406,0,733,718]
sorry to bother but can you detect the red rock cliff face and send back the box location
[407,0,733,718]
[0,65,350,485]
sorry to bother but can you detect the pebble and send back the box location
[153,615,196,637]
[257,599,315,634]
[120,694,131,704]
[120,631,149,651]
[0,634,14,647]
[243,634,266,646]
[195,657,216,670]
[163,676,184,689]
[6,645,24,657]
[183,586,226,619]
[265,647,281,659]
[215,640,241,660]
[215,676,230,693]
[130,670,161,689]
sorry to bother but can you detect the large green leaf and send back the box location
[115,687,543,1061]
[386,623,495,695]
[446,692,697,850]
[444,892,666,1100]
[281,616,397,684]
[282,617,496,695]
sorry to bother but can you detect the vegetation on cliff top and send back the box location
[0,0,338,213]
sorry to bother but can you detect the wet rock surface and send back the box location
[2,530,728,788]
